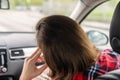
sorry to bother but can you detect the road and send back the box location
[0,11,109,33]
[0,11,44,32]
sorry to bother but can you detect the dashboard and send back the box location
[0,32,37,80]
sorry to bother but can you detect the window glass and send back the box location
[0,0,78,32]
[81,0,119,47]
[81,0,119,31]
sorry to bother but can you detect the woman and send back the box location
[20,15,120,80]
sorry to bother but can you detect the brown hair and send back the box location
[36,15,98,80]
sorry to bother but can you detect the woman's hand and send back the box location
[19,49,47,80]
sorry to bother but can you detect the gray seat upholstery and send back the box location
[95,69,120,80]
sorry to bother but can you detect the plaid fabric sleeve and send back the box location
[74,49,120,80]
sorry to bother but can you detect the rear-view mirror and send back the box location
[0,0,9,9]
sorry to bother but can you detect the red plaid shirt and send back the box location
[73,49,120,80]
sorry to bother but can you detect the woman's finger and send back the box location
[29,48,39,59]
[31,49,42,61]
[36,64,48,75]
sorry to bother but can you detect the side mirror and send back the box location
[87,30,108,46]
[0,0,9,9]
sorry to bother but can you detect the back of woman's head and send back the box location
[36,15,97,80]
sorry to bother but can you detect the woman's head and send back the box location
[36,15,97,79]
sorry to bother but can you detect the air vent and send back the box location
[10,49,25,59]
[11,49,24,57]
[10,47,37,59]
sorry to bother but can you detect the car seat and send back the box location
[95,1,120,80]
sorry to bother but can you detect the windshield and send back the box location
[0,0,77,32]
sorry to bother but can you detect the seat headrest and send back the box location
[110,1,120,53]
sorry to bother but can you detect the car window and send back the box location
[81,0,119,48]
[0,0,78,32]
